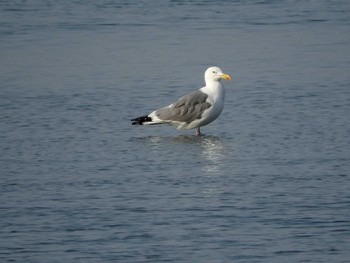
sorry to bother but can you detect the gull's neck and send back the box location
[201,80,224,104]
[203,79,222,92]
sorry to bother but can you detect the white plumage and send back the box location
[131,66,231,135]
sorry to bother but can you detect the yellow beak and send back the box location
[220,73,231,80]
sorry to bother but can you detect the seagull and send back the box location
[131,66,231,136]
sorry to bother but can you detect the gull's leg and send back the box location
[196,127,201,136]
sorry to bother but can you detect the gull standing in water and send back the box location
[131,66,231,136]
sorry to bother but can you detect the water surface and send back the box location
[1,1,350,262]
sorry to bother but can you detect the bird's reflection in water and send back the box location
[132,134,227,177]
[171,134,226,176]
[199,136,225,176]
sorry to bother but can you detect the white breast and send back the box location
[198,82,225,127]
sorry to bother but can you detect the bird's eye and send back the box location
[212,71,216,73]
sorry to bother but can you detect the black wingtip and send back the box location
[131,116,152,125]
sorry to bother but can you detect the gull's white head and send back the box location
[204,66,231,83]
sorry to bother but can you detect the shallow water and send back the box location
[1,0,350,262]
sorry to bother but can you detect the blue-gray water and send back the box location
[1,1,350,262]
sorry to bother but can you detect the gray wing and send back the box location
[155,90,212,123]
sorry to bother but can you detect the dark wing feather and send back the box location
[155,90,211,123]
